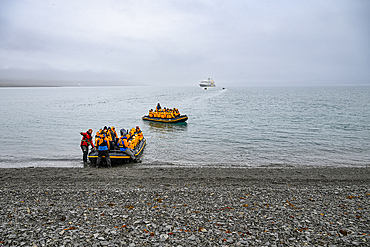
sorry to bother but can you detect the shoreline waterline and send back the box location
[2,166,369,184]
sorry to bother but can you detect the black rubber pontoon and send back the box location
[142,115,188,123]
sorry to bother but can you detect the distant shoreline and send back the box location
[0,80,142,87]
[0,84,61,87]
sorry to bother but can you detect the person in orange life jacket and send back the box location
[156,103,161,111]
[149,109,154,117]
[94,129,102,146]
[111,126,118,142]
[80,129,95,165]
[102,126,108,135]
[166,110,173,118]
[174,108,180,116]
[136,126,144,140]
[95,133,111,168]
[117,134,140,163]
[101,126,111,146]
[160,108,166,118]
[106,127,116,149]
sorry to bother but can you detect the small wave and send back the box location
[0,157,83,168]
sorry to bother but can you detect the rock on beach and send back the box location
[0,166,369,246]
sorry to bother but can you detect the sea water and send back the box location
[1,85,369,168]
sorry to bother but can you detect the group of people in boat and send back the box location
[80,103,184,167]
[80,125,143,167]
[148,103,181,119]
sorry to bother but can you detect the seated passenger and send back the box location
[117,135,139,162]
[137,132,143,140]
[130,128,135,137]
[136,126,143,140]
[111,126,118,142]
[106,127,114,149]
[149,109,154,117]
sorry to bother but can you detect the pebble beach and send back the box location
[1,166,369,246]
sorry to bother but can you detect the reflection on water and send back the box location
[144,121,188,133]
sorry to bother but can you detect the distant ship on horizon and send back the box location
[199,78,216,87]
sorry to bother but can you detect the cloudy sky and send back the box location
[0,0,369,87]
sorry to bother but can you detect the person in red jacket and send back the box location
[80,129,95,166]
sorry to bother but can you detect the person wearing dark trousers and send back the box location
[95,133,111,168]
[80,129,94,166]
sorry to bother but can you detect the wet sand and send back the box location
[1,166,369,186]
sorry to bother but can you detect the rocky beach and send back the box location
[1,166,369,246]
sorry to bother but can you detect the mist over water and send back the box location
[1,85,369,168]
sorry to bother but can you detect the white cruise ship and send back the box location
[199,78,216,87]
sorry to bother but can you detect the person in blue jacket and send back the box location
[156,103,161,111]
[117,135,140,163]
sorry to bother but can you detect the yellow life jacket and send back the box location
[96,135,110,150]
[111,127,118,138]
[138,132,143,140]
[118,137,128,147]
[97,137,104,146]
[106,131,112,141]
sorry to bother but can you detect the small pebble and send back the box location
[0,167,368,246]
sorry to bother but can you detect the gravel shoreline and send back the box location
[1,166,369,246]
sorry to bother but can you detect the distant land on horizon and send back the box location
[0,79,142,87]
[1,79,369,88]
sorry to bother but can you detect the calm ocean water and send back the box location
[1,85,369,168]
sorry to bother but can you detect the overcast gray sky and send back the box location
[0,0,369,87]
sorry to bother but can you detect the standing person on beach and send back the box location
[80,129,94,166]
[95,133,111,168]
